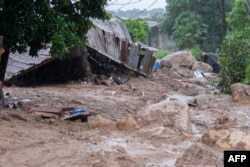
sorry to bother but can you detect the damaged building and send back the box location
[5,19,157,86]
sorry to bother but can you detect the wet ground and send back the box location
[0,70,250,167]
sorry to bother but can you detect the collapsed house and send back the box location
[5,19,157,86]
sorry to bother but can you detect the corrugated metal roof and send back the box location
[87,19,156,76]
[5,19,156,82]
[5,49,54,82]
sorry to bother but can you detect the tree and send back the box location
[0,0,109,82]
[219,0,250,92]
[163,0,233,51]
[122,19,150,44]
[172,11,208,49]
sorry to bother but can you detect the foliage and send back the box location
[172,11,208,49]
[219,31,250,92]
[122,19,150,44]
[154,50,172,59]
[190,45,202,60]
[219,0,250,92]
[163,0,234,51]
[0,0,109,56]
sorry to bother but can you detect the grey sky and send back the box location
[105,0,167,11]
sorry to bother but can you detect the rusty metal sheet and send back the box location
[140,50,156,75]
[127,43,140,69]
[87,19,157,77]
[5,49,54,82]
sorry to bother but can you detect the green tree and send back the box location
[122,19,150,44]
[163,0,233,51]
[172,11,208,49]
[0,0,109,82]
[220,0,250,92]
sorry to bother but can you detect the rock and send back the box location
[89,115,115,129]
[138,101,192,133]
[175,143,223,167]
[187,94,215,109]
[160,51,196,70]
[136,127,179,139]
[116,117,138,131]
[231,83,250,103]
[202,130,250,150]
[192,61,213,72]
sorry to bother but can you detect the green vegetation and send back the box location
[122,19,150,44]
[0,0,109,81]
[163,0,233,51]
[219,0,250,92]
[189,45,202,60]
[154,50,172,59]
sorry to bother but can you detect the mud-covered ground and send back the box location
[0,69,250,167]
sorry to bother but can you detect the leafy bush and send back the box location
[219,31,250,93]
[190,45,202,60]
[122,19,150,44]
[154,50,172,59]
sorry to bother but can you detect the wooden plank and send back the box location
[31,107,63,114]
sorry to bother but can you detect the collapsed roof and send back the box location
[5,19,157,83]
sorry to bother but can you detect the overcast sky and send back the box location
[105,0,167,11]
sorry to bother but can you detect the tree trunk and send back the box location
[0,47,10,82]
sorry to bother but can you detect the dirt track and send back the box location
[0,69,250,167]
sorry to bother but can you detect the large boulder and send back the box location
[202,130,250,150]
[137,100,192,133]
[192,61,213,72]
[89,115,115,129]
[175,143,223,167]
[160,51,196,69]
[231,83,250,103]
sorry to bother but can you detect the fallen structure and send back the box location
[5,19,157,85]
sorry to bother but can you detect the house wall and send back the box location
[148,26,177,51]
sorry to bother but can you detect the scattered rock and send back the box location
[89,115,115,129]
[192,61,213,72]
[231,83,250,103]
[116,117,138,131]
[175,143,223,167]
[187,94,215,109]
[202,130,250,150]
[138,101,192,133]
[160,51,196,70]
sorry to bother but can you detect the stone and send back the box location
[202,130,250,150]
[116,117,137,131]
[192,61,213,73]
[138,100,192,133]
[231,83,250,103]
[175,143,223,167]
[160,51,196,70]
[89,115,115,129]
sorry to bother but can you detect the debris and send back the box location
[111,73,130,85]
[62,112,92,122]
[70,108,86,115]
[31,107,63,118]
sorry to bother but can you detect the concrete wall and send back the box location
[148,25,177,51]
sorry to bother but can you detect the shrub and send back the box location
[154,50,172,59]
[190,45,202,60]
[219,31,250,93]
